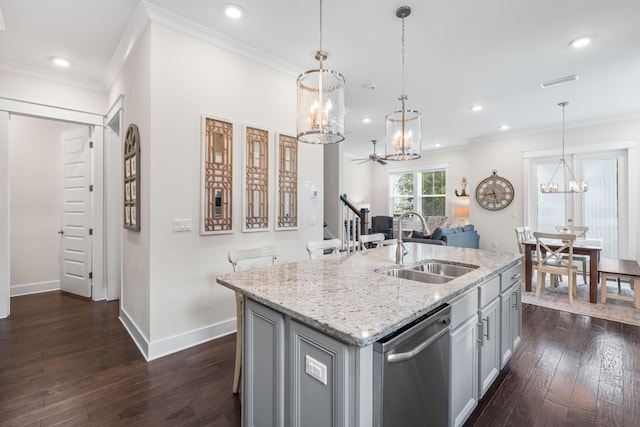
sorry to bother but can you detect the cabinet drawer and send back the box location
[500,262,523,292]
[450,287,478,330]
[478,275,501,308]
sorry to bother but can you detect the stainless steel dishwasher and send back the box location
[373,304,451,427]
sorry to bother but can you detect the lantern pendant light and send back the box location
[296,0,345,144]
[540,102,589,194]
[385,6,422,161]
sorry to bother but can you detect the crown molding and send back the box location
[141,1,301,77]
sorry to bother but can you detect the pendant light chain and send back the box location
[401,14,406,99]
[384,6,422,161]
[561,102,566,161]
[317,0,324,67]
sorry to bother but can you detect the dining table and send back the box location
[522,237,603,303]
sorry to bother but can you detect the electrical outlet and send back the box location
[491,241,498,248]
[305,355,327,385]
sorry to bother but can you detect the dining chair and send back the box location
[533,232,578,304]
[555,225,589,284]
[359,233,386,250]
[227,245,279,394]
[516,226,561,289]
[306,238,342,259]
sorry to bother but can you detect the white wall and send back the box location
[9,116,79,292]
[143,23,323,349]
[468,118,640,256]
[108,26,152,342]
[342,155,374,207]
[365,119,640,258]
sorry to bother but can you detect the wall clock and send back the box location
[475,170,514,211]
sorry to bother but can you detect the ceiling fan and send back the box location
[352,140,387,165]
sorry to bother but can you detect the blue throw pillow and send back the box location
[411,230,425,238]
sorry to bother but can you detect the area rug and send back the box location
[521,275,640,326]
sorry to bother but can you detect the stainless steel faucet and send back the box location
[396,210,430,264]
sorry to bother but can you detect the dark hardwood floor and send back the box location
[0,292,240,426]
[2,292,639,426]
[466,303,640,427]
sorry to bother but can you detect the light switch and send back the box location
[309,215,317,225]
[173,218,192,232]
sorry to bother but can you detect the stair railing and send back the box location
[339,195,370,252]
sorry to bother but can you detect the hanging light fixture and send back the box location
[385,6,422,161]
[540,102,589,193]
[297,0,345,144]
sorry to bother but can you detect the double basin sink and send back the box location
[377,260,478,284]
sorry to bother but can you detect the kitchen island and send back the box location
[217,243,522,427]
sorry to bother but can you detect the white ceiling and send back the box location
[1,0,639,158]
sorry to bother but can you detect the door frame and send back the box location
[0,97,106,318]
[522,139,638,259]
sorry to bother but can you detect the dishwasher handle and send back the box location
[386,322,451,364]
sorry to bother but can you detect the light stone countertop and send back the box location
[216,243,522,347]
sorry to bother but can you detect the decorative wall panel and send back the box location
[243,126,269,231]
[276,133,298,230]
[124,124,140,231]
[201,116,234,234]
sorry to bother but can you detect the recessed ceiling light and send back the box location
[435,143,441,148]
[569,37,592,48]
[52,57,70,68]
[362,117,371,124]
[500,125,509,131]
[471,105,483,112]
[224,4,244,19]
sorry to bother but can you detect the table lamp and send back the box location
[453,206,470,227]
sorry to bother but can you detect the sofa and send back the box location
[403,224,480,249]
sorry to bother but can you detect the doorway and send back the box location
[9,116,87,296]
[0,97,110,318]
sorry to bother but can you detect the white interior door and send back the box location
[60,127,92,298]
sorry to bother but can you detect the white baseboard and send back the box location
[119,307,236,361]
[10,280,60,296]
[147,319,236,361]
[119,307,150,360]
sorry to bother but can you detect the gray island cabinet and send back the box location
[217,243,522,427]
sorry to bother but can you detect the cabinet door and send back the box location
[500,288,513,368]
[450,315,478,427]
[244,299,286,427]
[288,320,355,427]
[478,298,500,398]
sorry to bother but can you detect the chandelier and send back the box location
[540,102,589,193]
[385,6,422,161]
[296,0,345,144]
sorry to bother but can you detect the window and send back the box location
[390,169,447,218]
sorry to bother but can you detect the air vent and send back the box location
[540,74,580,88]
